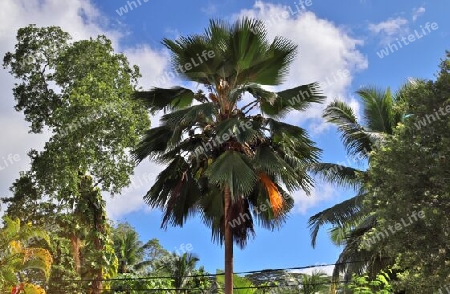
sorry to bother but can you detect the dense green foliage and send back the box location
[2,25,150,293]
[364,52,450,292]
[346,270,393,293]
[110,223,211,293]
[3,25,149,197]
[110,272,173,294]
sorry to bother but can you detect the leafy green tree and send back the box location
[3,25,150,294]
[140,238,171,271]
[307,84,416,287]
[0,217,52,293]
[133,18,324,294]
[3,24,149,198]
[245,271,307,293]
[186,266,212,293]
[364,52,450,292]
[3,175,82,293]
[215,271,257,294]
[110,272,173,294]
[346,270,393,294]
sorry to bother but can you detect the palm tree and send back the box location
[112,223,168,274]
[300,270,330,294]
[157,252,199,293]
[114,223,143,274]
[113,223,145,274]
[133,18,325,294]
[307,84,415,289]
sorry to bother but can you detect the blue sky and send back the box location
[0,0,449,276]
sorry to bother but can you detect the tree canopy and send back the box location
[364,52,450,292]
[3,25,150,293]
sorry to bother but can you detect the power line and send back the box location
[34,280,351,292]
[35,258,386,283]
[23,255,450,291]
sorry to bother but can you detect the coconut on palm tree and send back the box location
[133,18,325,294]
[307,84,417,289]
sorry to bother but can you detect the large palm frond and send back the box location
[356,87,397,135]
[144,155,202,228]
[133,87,196,114]
[308,163,363,189]
[329,214,393,292]
[323,100,373,160]
[260,83,326,117]
[308,193,365,248]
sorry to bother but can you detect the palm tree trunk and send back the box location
[224,185,233,294]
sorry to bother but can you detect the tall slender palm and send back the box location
[307,84,415,288]
[133,18,325,294]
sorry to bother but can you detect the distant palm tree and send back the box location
[157,252,199,293]
[133,17,324,294]
[300,270,330,294]
[307,84,417,288]
[112,223,168,274]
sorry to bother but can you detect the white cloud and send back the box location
[124,45,172,89]
[412,7,426,22]
[0,0,122,47]
[291,182,336,215]
[235,1,368,131]
[105,162,162,219]
[368,17,409,45]
[164,28,182,40]
[0,114,48,208]
[201,3,218,16]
